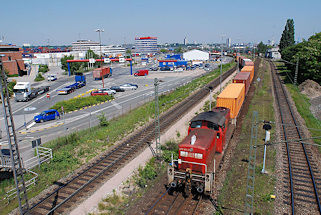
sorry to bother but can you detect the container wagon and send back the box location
[233,72,251,97]
[241,66,255,82]
[216,83,245,125]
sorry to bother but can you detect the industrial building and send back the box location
[183,49,210,61]
[0,45,27,76]
[135,37,157,55]
[72,40,125,57]
[72,40,100,52]
[266,47,281,59]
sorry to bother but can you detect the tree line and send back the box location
[279,19,321,84]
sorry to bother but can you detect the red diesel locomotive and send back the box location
[167,107,233,195]
[168,56,255,196]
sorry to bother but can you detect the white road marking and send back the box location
[111,101,122,110]
[27,122,36,129]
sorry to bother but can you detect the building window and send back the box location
[8,56,12,61]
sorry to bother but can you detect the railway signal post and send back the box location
[261,122,272,174]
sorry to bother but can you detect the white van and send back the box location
[48,74,57,81]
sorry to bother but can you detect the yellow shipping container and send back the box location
[241,66,254,82]
[216,83,245,120]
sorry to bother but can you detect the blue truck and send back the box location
[57,73,86,95]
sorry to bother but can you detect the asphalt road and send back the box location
[0,57,231,163]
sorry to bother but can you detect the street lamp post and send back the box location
[220,35,226,93]
[95,29,104,88]
[237,38,241,72]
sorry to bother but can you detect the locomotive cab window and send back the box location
[191,121,203,128]
[207,122,219,131]
[180,151,188,157]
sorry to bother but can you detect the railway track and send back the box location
[270,60,321,214]
[145,188,203,215]
[28,66,237,214]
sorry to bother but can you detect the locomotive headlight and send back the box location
[206,175,210,182]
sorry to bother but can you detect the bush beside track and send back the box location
[0,62,235,215]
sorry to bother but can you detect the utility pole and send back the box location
[237,38,241,73]
[220,35,226,93]
[154,78,161,159]
[47,39,50,67]
[95,29,104,88]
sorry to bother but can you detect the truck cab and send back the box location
[13,82,31,102]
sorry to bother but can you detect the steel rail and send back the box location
[270,60,321,214]
[29,65,237,214]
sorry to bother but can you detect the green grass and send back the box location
[0,62,235,214]
[276,62,321,147]
[34,73,45,81]
[49,94,114,113]
[217,59,276,214]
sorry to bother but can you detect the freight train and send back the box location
[167,56,255,196]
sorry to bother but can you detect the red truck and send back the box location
[93,67,112,80]
[134,70,149,76]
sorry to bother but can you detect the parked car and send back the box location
[160,66,171,71]
[174,68,184,72]
[34,109,60,123]
[149,67,158,71]
[110,86,125,92]
[90,90,109,96]
[98,88,116,95]
[120,83,138,90]
[124,83,138,88]
[47,74,57,81]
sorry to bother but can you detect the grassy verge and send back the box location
[275,62,321,147]
[217,59,276,214]
[0,62,235,214]
[93,141,178,214]
[49,95,114,113]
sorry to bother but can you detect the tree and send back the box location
[38,64,49,73]
[279,19,295,53]
[257,41,268,54]
[281,32,321,83]
[61,55,81,75]
[160,48,168,53]
[85,49,100,67]
[174,46,183,53]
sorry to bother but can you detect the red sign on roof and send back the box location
[135,37,157,40]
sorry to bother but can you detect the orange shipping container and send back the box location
[241,66,254,82]
[216,83,245,121]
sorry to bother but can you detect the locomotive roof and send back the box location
[180,129,216,150]
[190,111,226,127]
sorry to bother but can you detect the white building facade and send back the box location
[135,37,157,54]
[266,47,281,60]
[183,49,210,61]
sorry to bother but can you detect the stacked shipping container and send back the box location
[233,72,251,97]
[216,83,245,124]
[241,66,254,82]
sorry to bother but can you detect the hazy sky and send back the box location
[1,0,320,46]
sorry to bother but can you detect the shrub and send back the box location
[34,73,45,81]
[98,112,109,127]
